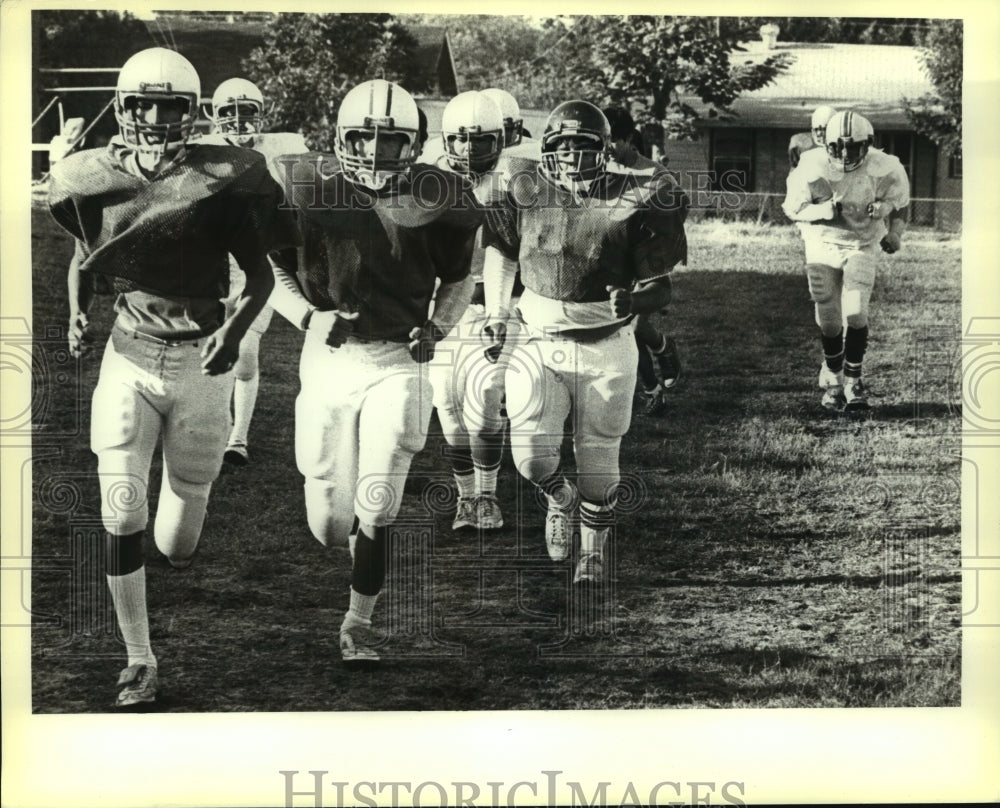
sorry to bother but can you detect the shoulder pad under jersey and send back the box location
[863,148,905,179]
[794,145,832,181]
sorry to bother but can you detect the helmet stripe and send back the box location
[385,81,393,117]
[843,111,852,139]
[368,81,376,116]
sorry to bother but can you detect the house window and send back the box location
[948,149,962,178]
[710,128,754,192]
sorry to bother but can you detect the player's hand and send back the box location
[867,201,887,219]
[481,310,508,364]
[880,232,902,254]
[200,327,242,376]
[68,311,91,358]
[408,320,445,363]
[606,285,633,318]
[311,309,359,349]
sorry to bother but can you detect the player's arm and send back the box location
[871,161,911,254]
[201,249,274,375]
[66,240,94,358]
[782,164,838,222]
[269,247,358,348]
[480,195,521,348]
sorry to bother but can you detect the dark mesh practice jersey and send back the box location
[48,141,300,300]
[483,154,689,302]
[273,153,484,342]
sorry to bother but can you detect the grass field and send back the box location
[28,204,962,712]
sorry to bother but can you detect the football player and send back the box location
[782,110,910,412]
[604,106,682,417]
[48,48,298,707]
[481,87,531,146]
[482,101,689,585]
[269,79,483,663]
[203,78,309,467]
[427,90,510,531]
[788,105,836,170]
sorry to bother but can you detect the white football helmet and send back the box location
[210,77,265,145]
[810,105,836,146]
[441,91,504,176]
[825,110,873,172]
[335,79,421,192]
[481,88,523,147]
[114,47,201,157]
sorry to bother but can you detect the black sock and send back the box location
[104,530,145,576]
[351,526,387,596]
[821,330,845,374]
[636,337,658,391]
[844,325,868,378]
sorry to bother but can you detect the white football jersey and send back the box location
[783,146,910,247]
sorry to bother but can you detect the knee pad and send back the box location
[805,263,838,305]
[574,436,622,503]
[510,441,560,486]
[304,479,355,547]
[843,255,875,325]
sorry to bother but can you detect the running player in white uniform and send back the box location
[427,90,510,531]
[269,79,483,663]
[482,101,689,585]
[49,48,297,707]
[783,110,909,412]
[202,78,310,466]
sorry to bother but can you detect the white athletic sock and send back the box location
[106,567,157,669]
[454,471,475,500]
[579,500,614,556]
[544,477,576,511]
[347,588,379,623]
[229,374,259,448]
[474,463,499,496]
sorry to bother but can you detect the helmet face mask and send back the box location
[810,105,836,146]
[481,88,523,147]
[211,78,265,145]
[441,91,504,177]
[335,80,420,192]
[539,101,611,197]
[115,48,200,158]
[825,110,873,172]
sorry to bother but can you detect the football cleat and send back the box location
[224,444,249,467]
[655,337,682,388]
[544,500,573,562]
[640,385,667,417]
[821,384,847,411]
[115,663,158,708]
[573,552,604,585]
[843,377,870,412]
[475,494,504,530]
[818,363,844,390]
[339,614,380,664]
[452,497,477,530]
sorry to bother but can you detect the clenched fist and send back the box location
[311,308,360,349]
[408,320,445,363]
[606,285,633,318]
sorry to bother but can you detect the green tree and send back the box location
[538,16,793,141]
[242,13,418,150]
[904,19,962,156]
